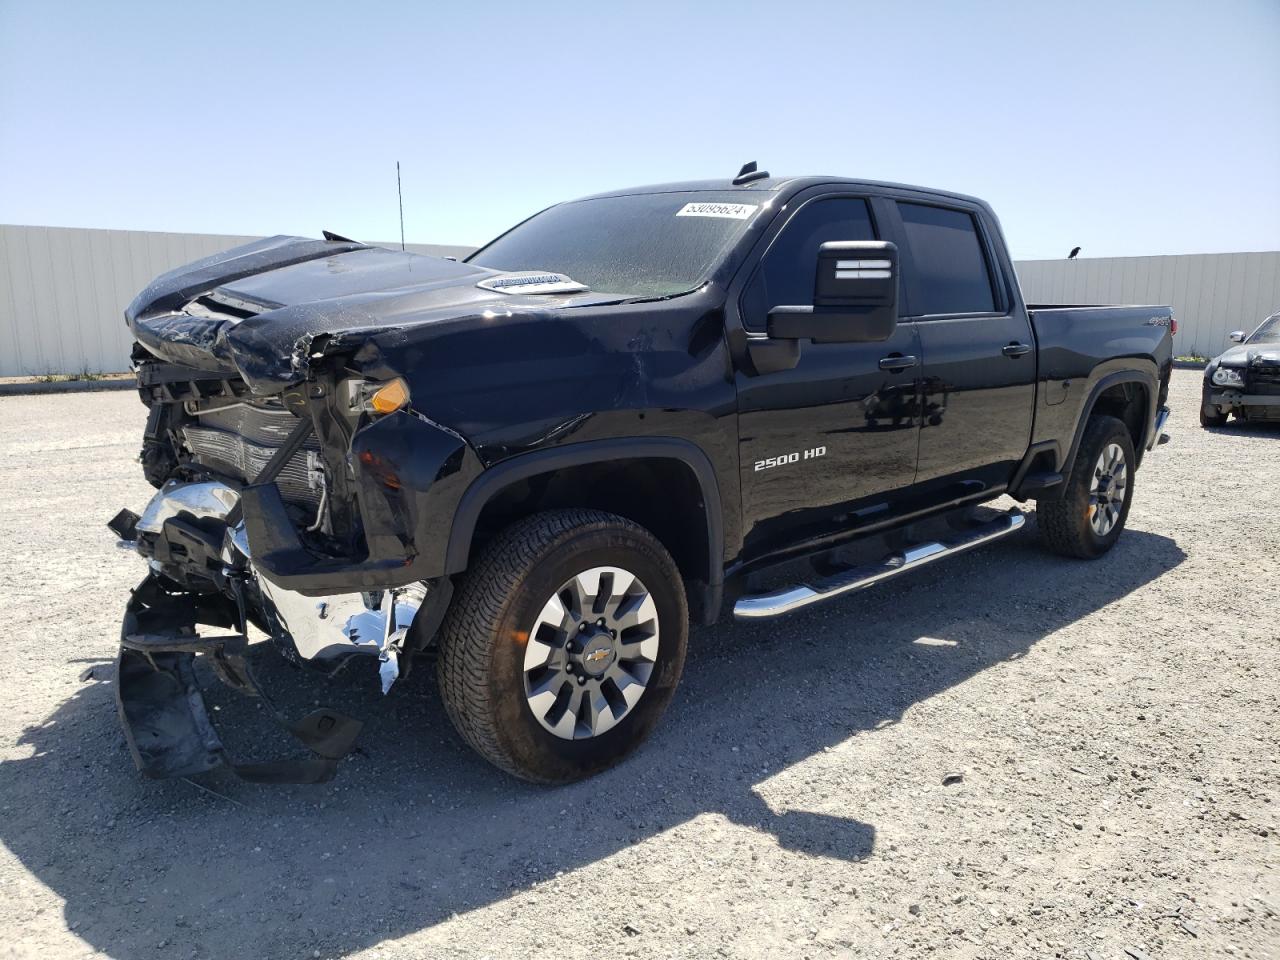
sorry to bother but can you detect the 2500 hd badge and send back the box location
[754,446,827,471]
[109,164,1173,784]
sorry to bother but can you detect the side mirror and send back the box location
[1228,330,1246,343]
[767,241,898,344]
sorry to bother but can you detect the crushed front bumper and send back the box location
[110,479,437,784]
[116,573,364,783]
[1207,390,1280,421]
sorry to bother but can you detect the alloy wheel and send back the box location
[522,566,660,740]
[1088,442,1128,537]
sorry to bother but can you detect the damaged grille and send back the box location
[183,404,322,507]
[1247,363,1280,396]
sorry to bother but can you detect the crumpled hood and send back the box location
[126,236,617,393]
[1211,343,1280,368]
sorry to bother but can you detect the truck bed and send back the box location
[1026,302,1174,458]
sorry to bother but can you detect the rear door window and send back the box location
[896,202,996,316]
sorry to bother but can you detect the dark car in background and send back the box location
[1201,311,1280,427]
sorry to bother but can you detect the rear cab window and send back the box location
[896,202,998,317]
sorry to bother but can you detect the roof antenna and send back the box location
[396,160,406,251]
[732,161,769,186]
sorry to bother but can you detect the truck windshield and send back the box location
[467,192,764,298]
[1248,313,1280,344]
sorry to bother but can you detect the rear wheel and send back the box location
[437,509,688,783]
[1036,415,1136,559]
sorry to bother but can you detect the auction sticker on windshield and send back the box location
[676,202,758,220]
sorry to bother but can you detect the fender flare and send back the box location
[443,437,725,590]
[1060,368,1158,479]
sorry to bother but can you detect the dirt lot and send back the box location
[0,370,1275,960]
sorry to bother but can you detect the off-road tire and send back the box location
[1036,414,1136,559]
[437,509,688,783]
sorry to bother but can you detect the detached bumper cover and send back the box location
[113,456,454,783]
[117,574,363,783]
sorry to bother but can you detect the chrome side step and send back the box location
[1151,407,1172,447]
[733,508,1026,621]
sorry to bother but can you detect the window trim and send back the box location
[736,192,881,333]
[892,199,1008,321]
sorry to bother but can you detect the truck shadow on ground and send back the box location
[1,525,1184,959]
[1203,420,1280,439]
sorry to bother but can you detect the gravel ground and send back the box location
[0,370,1275,960]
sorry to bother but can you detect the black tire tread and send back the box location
[1037,415,1132,559]
[1200,385,1229,427]
[1200,406,1228,428]
[436,508,674,781]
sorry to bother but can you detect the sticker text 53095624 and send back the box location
[676,202,758,220]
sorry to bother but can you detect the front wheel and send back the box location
[437,509,688,783]
[1200,404,1229,428]
[1036,414,1136,559]
[1201,383,1229,427]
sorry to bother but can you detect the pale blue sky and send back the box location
[1,0,1277,260]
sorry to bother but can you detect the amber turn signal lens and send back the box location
[369,377,410,414]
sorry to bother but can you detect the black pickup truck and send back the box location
[111,166,1173,784]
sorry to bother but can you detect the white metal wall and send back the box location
[1016,252,1280,360]
[0,224,474,377]
[3,224,1277,375]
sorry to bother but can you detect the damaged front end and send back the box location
[109,235,505,782]
[111,364,477,784]
[110,476,442,784]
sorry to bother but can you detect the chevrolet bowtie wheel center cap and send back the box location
[577,633,616,677]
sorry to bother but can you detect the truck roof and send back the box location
[577,175,992,211]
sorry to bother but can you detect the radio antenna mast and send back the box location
[396,161,405,251]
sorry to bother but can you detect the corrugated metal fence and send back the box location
[2,223,1277,375]
[1016,252,1280,360]
[0,224,473,377]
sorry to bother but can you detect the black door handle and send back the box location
[1002,342,1032,358]
[878,355,918,372]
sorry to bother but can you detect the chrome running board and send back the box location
[733,508,1026,621]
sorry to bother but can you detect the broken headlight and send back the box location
[1211,366,1244,388]
[347,377,411,415]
